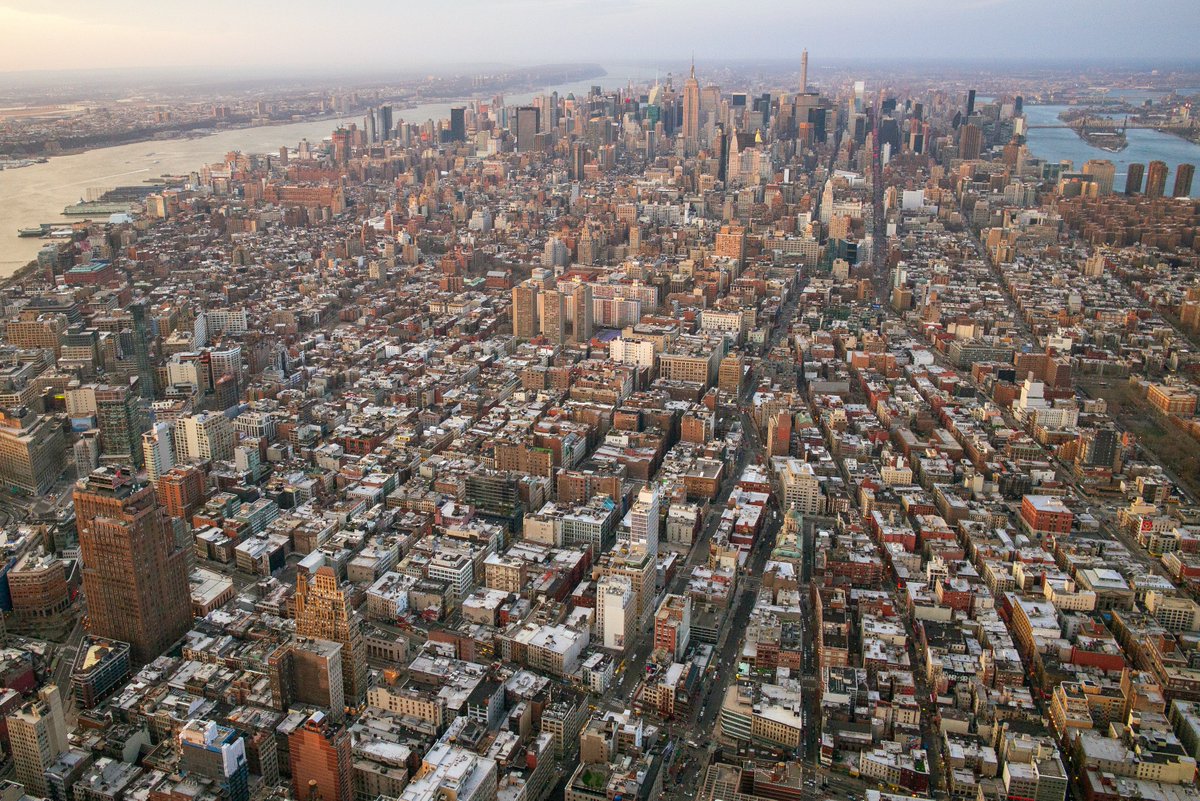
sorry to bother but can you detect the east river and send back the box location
[1021,102,1200,198]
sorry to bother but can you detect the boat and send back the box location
[17,226,45,238]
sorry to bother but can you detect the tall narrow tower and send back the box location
[683,59,701,148]
[74,466,192,664]
[129,300,156,400]
[801,49,809,93]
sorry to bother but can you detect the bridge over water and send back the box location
[1026,119,1194,131]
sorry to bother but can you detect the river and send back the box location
[17,72,1182,278]
[0,68,655,277]
[1022,103,1200,198]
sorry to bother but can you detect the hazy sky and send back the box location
[0,0,1197,73]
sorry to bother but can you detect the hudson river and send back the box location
[0,69,641,277]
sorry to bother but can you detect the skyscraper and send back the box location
[7,686,68,797]
[959,123,983,161]
[682,61,700,148]
[128,301,156,400]
[1125,163,1145,195]
[512,282,539,340]
[294,566,367,708]
[800,49,808,93]
[450,107,466,142]
[95,383,147,469]
[331,128,350,165]
[1174,163,1195,198]
[966,89,977,117]
[515,106,540,153]
[378,106,393,141]
[715,123,728,182]
[74,466,192,664]
[1146,160,1169,198]
[570,142,587,180]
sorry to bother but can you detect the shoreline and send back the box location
[1,66,610,276]
[0,68,608,168]
[1,258,42,290]
[1,111,372,165]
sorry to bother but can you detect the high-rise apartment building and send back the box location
[175,412,235,464]
[142,421,174,485]
[570,142,587,180]
[543,237,569,268]
[596,575,635,651]
[295,567,368,708]
[1082,159,1116,195]
[627,486,660,558]
[156,464,206,520]
[541,289,565,344]
[569,281,594,344]
[1125,163,1145,195]
[7,685,68,797]
[654,593,692,661]
[716,224,748,265]
[1146,160,1169,198]
[1174,163,1195,198]
[512,282,539,339]
[74,466,192,664]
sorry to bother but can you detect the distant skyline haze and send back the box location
[0,0,1198,73]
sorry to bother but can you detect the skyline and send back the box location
[2,5,1200,801]
[1,0,1199,73]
